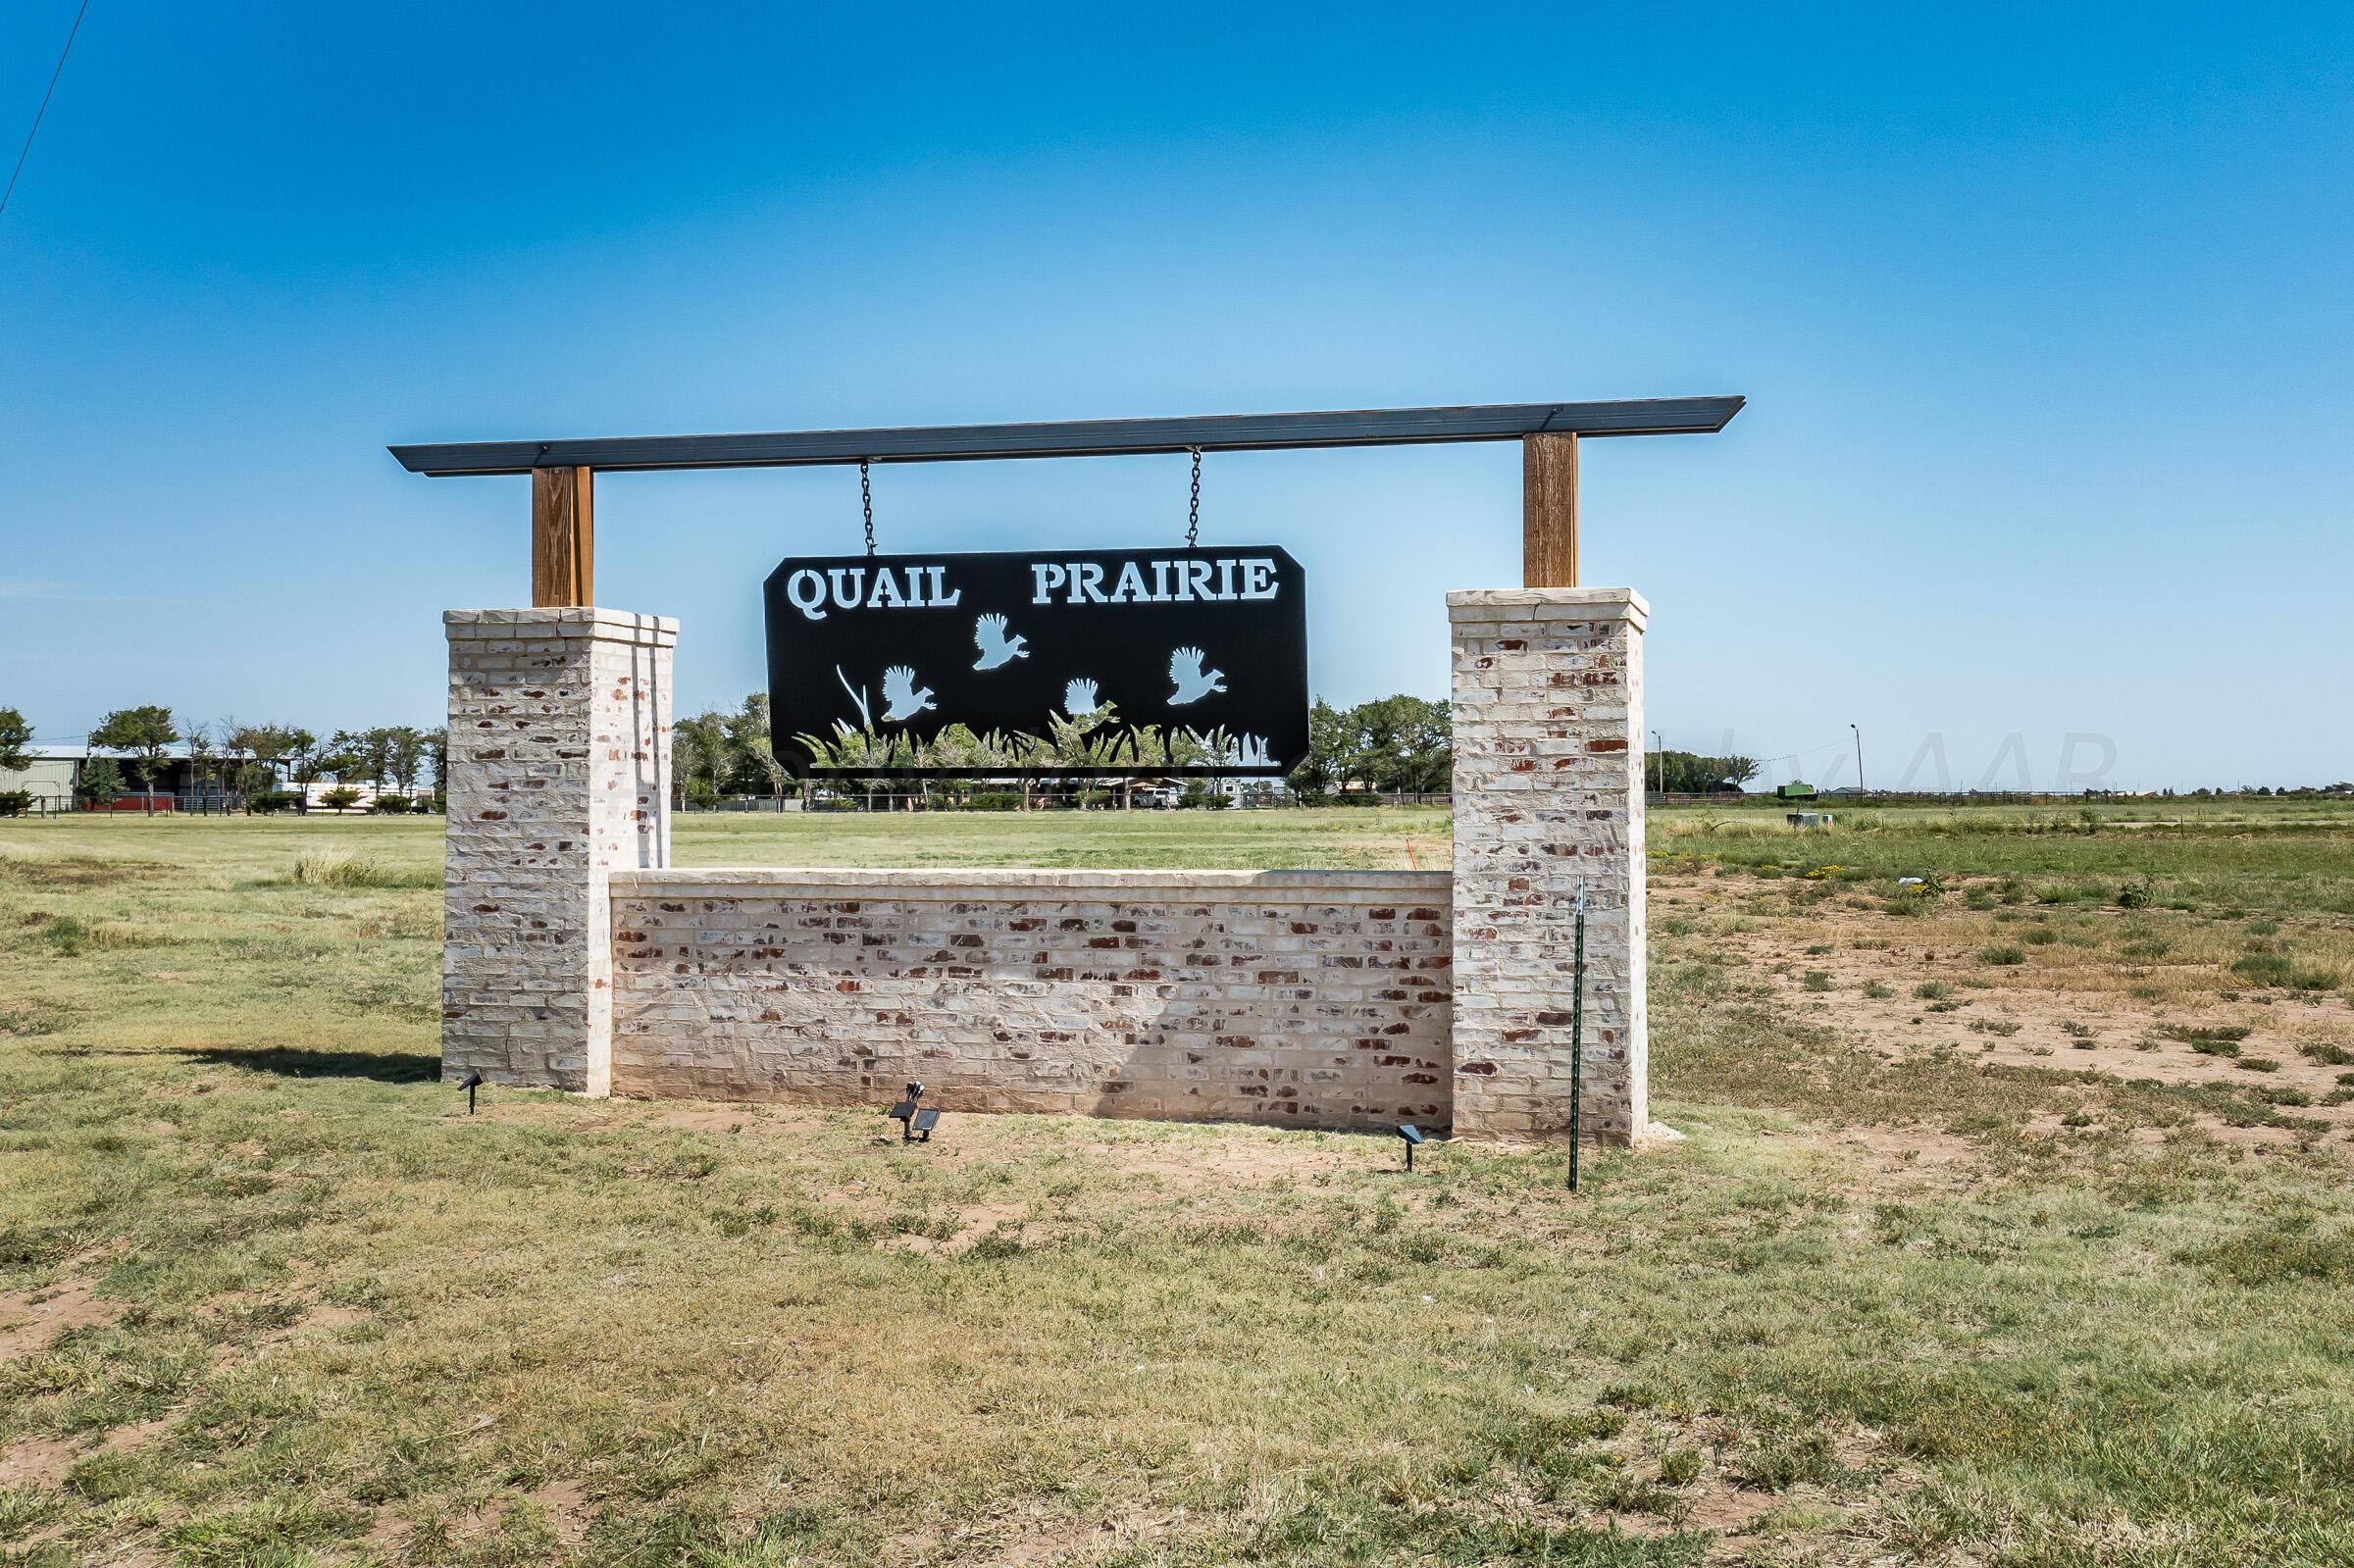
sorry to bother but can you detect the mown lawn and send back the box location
[2,809,2351,1566]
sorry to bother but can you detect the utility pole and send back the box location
[1650,729,1664,796]
[1851,723,1866,791]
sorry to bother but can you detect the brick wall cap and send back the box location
[609,867,1450,903]
[1445,587,1648,631]
[445,607,680,645]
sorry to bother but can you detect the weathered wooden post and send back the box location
[531,466,594,608]
[1521,431,1578,588]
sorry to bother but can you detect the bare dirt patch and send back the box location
[637,1104,774,1135]
[0,1435,81,1487]
[890,1202,1029,1255]
[1683,1485,1786,1538]
[0,854,158,890]
[97,1413,179,1455]
[1092,1137,1364,1194]
[0,1276,112,1363]
[360,1509,410,1552]
[893,1506,1151,1566]
[527,1479,593,1547]
[443,1478,593,1546]
[1812,1124,1982,1179]
[1658,885,2354,1149]
[483,1101,773,1137]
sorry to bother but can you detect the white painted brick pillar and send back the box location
[1448,588,1648,1143]
[442,608,675,1094]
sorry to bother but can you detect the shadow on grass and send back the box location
[174,1045,440,1084]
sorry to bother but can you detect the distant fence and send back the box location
[5,789,443,819]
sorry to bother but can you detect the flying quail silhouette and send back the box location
[972,613,1028,671]
[880,666,935,723]
[1167,647,1226,705]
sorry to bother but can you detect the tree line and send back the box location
[1649,749,1762,794]
[664,691,1458,805]
[5,695,1749,814]
[1288,696,1452,797]
[0,703,445,810]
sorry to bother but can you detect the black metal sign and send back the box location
[763,547,1307,776]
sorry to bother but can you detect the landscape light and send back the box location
[908,1107,942,1143]
[1397,1122,1425,1171]
[887,1082,924,1140]
[456,1069,485,1116]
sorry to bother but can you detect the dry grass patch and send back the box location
[2,810,2353,1565]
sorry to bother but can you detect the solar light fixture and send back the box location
[456,1069,485,1116]
[908,1107,942,1142]
[1397,1122,1425,1171]
[886,1082,926,1141]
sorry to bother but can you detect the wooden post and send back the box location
[531,466,594,607]
[1520,432,1578,588]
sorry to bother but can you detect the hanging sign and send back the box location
[763,547,1308,775]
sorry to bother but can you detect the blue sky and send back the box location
[2,3,2347,788]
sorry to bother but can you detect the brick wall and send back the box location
[1448,589,1648,1143]
[442,608,675,1094]
[606,869,1452,1133]
[440,591,1652,1147]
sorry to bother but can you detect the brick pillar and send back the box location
[1448,588,1647,1143]
[442,608,675,1094]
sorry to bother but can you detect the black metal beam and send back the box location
[387,397,1742,477]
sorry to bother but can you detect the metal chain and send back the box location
[1186,447,1202,549]
[860,459,875,556]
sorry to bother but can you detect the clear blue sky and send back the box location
[3,4,2347,789]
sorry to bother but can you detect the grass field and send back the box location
[3,805,2353,1566]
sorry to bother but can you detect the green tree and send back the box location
[328,730,374,785]
[0,707,32,773]
[922,723,992,776]
[226,722,310,805]
[186,722,220,808]
[230,723,293,788]
[1288,698,1353,798]
[336,726,431,796]
[89,705,180,812]
[330,729,390,787]
[384,727,430,795]
[722,696,788,802]
[1652,751,1760,794]
[674,712,730,808]
[79,757,125,809]
[216,719,255,800]
[283,729,326,785]
[1351,694,1452,794]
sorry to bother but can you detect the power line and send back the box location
[1743,736,1858,768]
[1652,734,1854,768]
[1,0,90,223]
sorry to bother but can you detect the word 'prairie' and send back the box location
[1031,557,1280,605]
